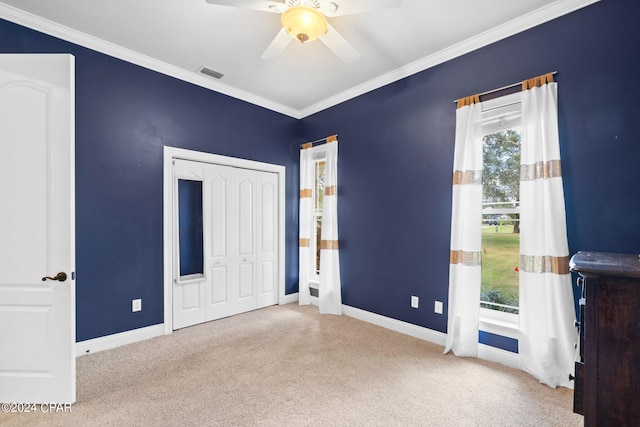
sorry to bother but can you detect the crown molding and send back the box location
[1,0,599,120]
[0,3,302,119]
[298,0,601,118]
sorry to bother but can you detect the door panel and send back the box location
[261,182,276,253]
[0,54,75,403]
[257,173,278,308]
[210,266,227,304]
[2,85,49,282]
[238,179,254,256]
[209,175,227,258]
[0,305,51,372]
[173,279,205,330]
[238,263,254,299]
[180,282,201,310]
[261,261,275,293]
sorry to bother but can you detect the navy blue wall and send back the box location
[2,0,639,343]
[299,0,640,333]
[0,19,300,341]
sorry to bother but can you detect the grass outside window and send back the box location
[481,224,519,313]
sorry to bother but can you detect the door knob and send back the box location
[42,272,67,282]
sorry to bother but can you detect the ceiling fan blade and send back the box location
[205,0,284,13]
[319,24,360,63]
[320,0,401,17]
[261,28,293,60]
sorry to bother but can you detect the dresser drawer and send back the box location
[573,362,584,415]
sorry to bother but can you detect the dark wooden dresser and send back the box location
[570,251,640,426]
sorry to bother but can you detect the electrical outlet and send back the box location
[132,298,142,312]
[434,300,443,314]
[411,296,419,309]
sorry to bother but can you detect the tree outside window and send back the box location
[313,160,325,278]
[481,130,520,313]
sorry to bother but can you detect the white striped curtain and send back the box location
[319,139,342,315]
[444,96,484,357]
[298,145,313,306]
[518,74,577,388]
[298,137,342,314]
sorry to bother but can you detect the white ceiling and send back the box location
[0,0,597,118]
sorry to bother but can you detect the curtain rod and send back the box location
[453,71,557,103]
[300,134,337,148]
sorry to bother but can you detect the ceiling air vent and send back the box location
[198,66,224,80]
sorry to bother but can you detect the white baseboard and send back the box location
[478,343,520,369]
[74,300,520,372]
[280,292,299,305]
[77,294,299,357]
[342,305,447,347]
[76,324,165,357]
[342,305,520,370]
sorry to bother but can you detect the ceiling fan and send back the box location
[205,0,401,63]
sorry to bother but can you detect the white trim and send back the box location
[0,3,300,119]
[75,302,521,370]
[280,292,299,305]
[76,324,165,356]
[162,146,287,335]
[0,0,600,119]
[342,305,447,346]
[299,0,600,117]
[479,308,519,340]
[344,305,521,369]
[478,343,520,370]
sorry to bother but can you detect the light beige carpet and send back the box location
[1,304,583,426]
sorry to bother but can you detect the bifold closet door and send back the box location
[173,160,278,329]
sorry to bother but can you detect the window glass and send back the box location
[314,160,326,276]
[481,129,520,314]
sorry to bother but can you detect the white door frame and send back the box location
[163,146,286,335]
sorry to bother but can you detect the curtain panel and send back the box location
[298,145,314,306]
[518,80,577,388]
[298,138,342,314]
[444,100,483,357]
[319,139,342,315]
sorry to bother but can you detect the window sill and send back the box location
[176,273,205,285]
[479,307,518,340]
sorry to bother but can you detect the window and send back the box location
[481,130,520,315]
[478,92,521,327]
[312,159,326,279]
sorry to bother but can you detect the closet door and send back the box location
[204,164,279,320]
[173,159,278,329]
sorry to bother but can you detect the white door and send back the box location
[173,160,278,329]
[0,54,75,403]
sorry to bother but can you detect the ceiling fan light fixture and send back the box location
[281,5,328,43]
